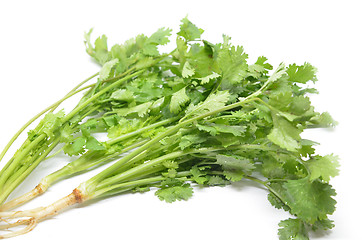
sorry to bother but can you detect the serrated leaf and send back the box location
[287,63,317,83]
[197,72,220,85]
[278,218,309,240]
[268,112,302,152]
[94,34,109,65]
[64,136,87,156]
[283,178,337,224]
[185,91,230,118]
[269,63,287,83]
[306,154,340,182]
[216,154,255,181]
[111,89,134,102]
[190,166,208,184]
[179,134,206,150]
[309,112,337,128]
[147,27,172,45]
[207,175,229,186]
[182,61,195,78]
[170,87,190,114]
[196,123,246,137]
[177,17,204,41]
[115,102,153,117]
[156,184,193,203]
[99,59,119,80]
[86,136,106,151]
[59,123,74,143]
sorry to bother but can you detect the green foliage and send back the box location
[306,154,340,181]
[283,178,337,224]
[0,17,339,240]
[155,179,193,203]
[169,87,190,114]
[178,17,204,41]
[278,218,309,240]
[216,154,255,181]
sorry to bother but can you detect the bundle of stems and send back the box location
[0,18,338,240]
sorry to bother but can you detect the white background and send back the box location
[0,0,361,239]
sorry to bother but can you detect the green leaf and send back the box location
[169,87,190,114]
[196,123,246,137]
[156,184,193,203]
[218,44,248,87]
[267,112,302,152]
[142,44,159,56]
[185,91,230,118]
[283,178,337,224]
[59,124,74,143]
[86,136,106,151]
[147,27,172,45]
[115,102,153,117]
[289,95,312,116]
[311,219,335,231]
[179,134,206,150]
[278,218,309,240]
[64,136,87,156]
[177,17,204,41]
[197,72,220,85]
[268,183,290,211]
[268,63,288,84]
[84,28,94,56]
[110,89,134,102]
[207,175,229,186]
[28,110,65,140]
[182,61,195,78]
[40,110,65,138]
[268,91,293,112]
[216,154,255,181]
[99,59,119,80]
[190,166,208,184]
[163,160,179,169]
[306,154,340,182]
[299,139,318,157]
[309,112,337,128]
[287,63,317,83]
[94,34,109,65]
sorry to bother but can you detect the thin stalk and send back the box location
[0,135,46,192]
[2,143,51,190]
[0,140,59,204]
[0,73,98,164]
[94,172,192,198]
[244,175,288,207]
[98,147,226,190]
[62,70,145,123]
[106,117,179,145]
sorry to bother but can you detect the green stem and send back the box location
[62,70,145,123]
[44,139,148,186]
[0,139,59,204]
[2,143,51,190]
[93,171,192,198]
[0,135,46,191]
[244,175,288,207]
[95,147,224,191]
[106,117,179,145]
[0,73,98,164]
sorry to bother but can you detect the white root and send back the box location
[0,188,84,239]
[0,182,48,212]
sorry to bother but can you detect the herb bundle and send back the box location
[0,18,338,239]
